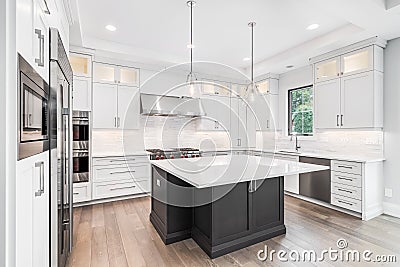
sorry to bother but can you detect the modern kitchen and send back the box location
[2,0,400,266]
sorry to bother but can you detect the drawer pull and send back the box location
[110,185,136,191]
[110,170,135,175]
[338,165,353,169]
[337,177,353,181]
[337,188,353,194]
[73,192,79,195]
[337,199,353,206]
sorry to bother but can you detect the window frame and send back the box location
[288,85,314,137]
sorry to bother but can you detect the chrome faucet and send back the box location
[290,133,301,152]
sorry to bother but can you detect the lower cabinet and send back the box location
[91,155,151,201]
[73,182,92,203]
[274,154,299,194]
[16,151,50,267]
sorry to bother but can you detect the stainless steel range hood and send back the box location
[140,93,206,117]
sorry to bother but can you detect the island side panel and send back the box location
[150,166,193,244]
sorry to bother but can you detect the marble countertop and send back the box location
[92,151,149,157]
[201,149,385,163]
[151,155,329,188]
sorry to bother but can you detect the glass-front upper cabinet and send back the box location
[93,62,139,87]
[257,80,269,94]
[202,81,230,96]
[341,46,373,77]
[70,53,92,77]
[315,57,340,83]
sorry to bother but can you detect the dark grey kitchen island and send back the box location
[149,155,329,258]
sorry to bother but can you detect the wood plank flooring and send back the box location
[67,196,400,266]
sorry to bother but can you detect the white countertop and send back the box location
[151,155,329,188]
[202,149,385,163]
[92,151,148,158]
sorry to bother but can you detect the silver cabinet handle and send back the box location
[336,115,339,127]
[34,29,44,67]
[338,199,353,206]
[267,119,269,129]
[35,161,44,196]
[337,188,353,194]
[29,114,32,126]
[110,185,135,191]
[73,192,79,195]
[114,117,117,127]
[118,117,121,128]
[338,165,352,169]
[110,170,135,175]
[341,115,344,126]
[337,177,353,181]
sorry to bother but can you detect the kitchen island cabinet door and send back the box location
[314,79,341,129]
[92,83,118,129]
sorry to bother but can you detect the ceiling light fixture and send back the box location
[243,57,251,61]
[245,22,258,103]
[186,0,199,97]
[306,24,319,30]
[105,25,117,32]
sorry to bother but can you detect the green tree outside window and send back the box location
[289,86,313,136]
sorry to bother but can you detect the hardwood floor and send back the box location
[67,196,400,266]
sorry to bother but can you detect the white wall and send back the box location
[1,0,17,265]
[383,37,400,217]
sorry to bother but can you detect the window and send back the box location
[288,85,313,136]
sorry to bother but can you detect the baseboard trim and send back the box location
[73,193,150,207]
[383,202,400,218]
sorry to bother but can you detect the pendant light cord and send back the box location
[251,23,254,83]
[190,1,193,75]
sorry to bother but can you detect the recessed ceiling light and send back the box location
[105,25,117,32]
[243,57,251,61]
[187,43,195,49]
[306,24,319,30]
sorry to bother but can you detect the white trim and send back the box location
[383,202,400,218]
[73,192,150,207]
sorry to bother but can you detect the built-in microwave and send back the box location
[18,54,49,160]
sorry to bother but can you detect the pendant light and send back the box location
[246,22,258,102]
[186,0,198,97]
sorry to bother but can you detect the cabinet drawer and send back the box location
[93,164,149,182]
[93,181,142,200]
[93,156,149,166]
[73,183,91,203]
[331,182,361,200]
[332,160,362,175]
[331,194,361,213]
[331,172,362,188]
[136,179,150,193]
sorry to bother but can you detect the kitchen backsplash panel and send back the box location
[257,130,384,157]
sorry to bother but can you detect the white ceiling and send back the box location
[72,0,400,75]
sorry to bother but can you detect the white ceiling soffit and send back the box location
[74,0,400,75]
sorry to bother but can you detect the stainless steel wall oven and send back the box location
[72,111,90,183]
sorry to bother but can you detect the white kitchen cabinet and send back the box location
[202,81,231,96]
[118,85,140,130]
[73,182,92,203]
[340,46,374,77]
[70,53,92,78]
[340,71,379,128]
[230,97,254,148]
[16,0,50,82]
[93,62,139,87]
[93,83,118,128]
[92,83,140,130]
[198,95,230,131]
[314,71,382,129]
[16,151,49,267]
[315,57,340,83]
[252,94,279,131]
[73,76,92,111]
[256,78,279,95]
[314,79,341,129]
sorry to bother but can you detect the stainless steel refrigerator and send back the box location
[49,28,73,267]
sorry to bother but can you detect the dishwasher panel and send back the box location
[299,157,331,203]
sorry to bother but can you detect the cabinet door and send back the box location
[246,105,256,148]
[93,62,117,84]
[117,66,139,87]
[341,47,373,77]
[238,98,248,148]
[340,71,374,128]
[253,94,278,131]
[117,85,140,130]
[70,53,92,78]
[275,155,299,194]
[198,95,230,131]
[73,76,92,111]
[314,79,341,129]
[315,57,340,83]
[92,83,118,128]
[16,0,33,65]
[230,97,240,147]
[32,0,49,82]
[257,80,269,94]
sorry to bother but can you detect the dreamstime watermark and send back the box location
[257,238,397,263]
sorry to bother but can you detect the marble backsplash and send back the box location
[93,116,384,158]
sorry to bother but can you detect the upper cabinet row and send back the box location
[314,46,383,83]
[93,62,139,87]
[312,45,384,129]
